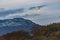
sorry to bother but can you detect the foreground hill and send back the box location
[32,23,60,40]
[0,23,60,40]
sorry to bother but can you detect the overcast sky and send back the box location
[0,0,60,25]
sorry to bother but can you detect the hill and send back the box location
[0,23,60,40]
[32,23,60,40]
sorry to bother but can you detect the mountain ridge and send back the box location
[0,18,41,36]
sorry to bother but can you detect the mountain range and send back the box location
[0,22,60,40]
[0,18,42,36]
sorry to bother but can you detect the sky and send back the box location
[0,0,60,25]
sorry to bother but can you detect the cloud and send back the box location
[0,0,60,5]
[45,0,60,3]
[0,5,46,17]
[0,4,46,20]
[0,0,60,9]
[0,0,44,8]
[0,8,24,16]
[0,0,60,25]
[0,9,40,19]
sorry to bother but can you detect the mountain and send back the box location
[0,18,41,36]
[0,23,60,40]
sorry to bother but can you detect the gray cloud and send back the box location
[0,8,24,16]
[0,5,46,17]
[0,4,60,25]
[29,5,46,10]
